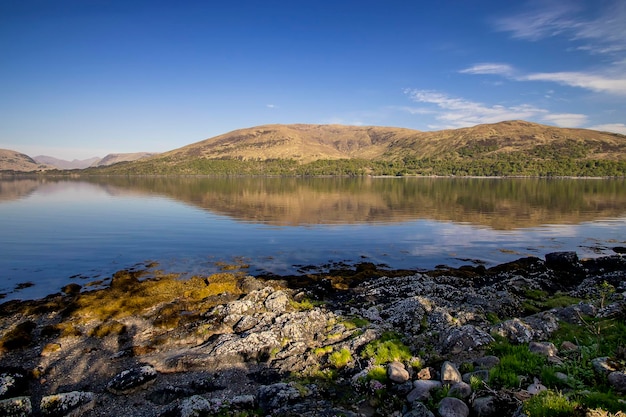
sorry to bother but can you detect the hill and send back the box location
[34,155,101,170]
[90,152,158,167]
[0,149,51,172]
[90,121,626,176]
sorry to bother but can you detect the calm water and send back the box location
[1,176,625,301]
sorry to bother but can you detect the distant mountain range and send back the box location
[0,152,157,172]
[2,121,626,176]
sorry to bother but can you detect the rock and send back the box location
[404,401,435,417]
[560,341,578,352]
[448,381,471,399]
[608,371,626,393]
[529,341,557,357]
[106,365,157,395]
[473,356,500,369]
[492,312,559,344]
[472,396,497,417]
[591,357,618,376]
[40,391,96,417]
[264,290,289,313]
[417,367,436,380]
[438,396,469,417]
[462,370,489,384]
[0,396,31,417]
[441,325,494,354]
[233,315,258,333]
[441,361,462,384]
[162,395,224,417]
[545,251,581,269]
[408,380,442,402]
[0,368,29,400]
[147,386,195,405]
[257,382,303,412]
[387,361,410,383]
[527,378,547,395]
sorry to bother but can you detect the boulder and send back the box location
[591,357,618,376]
[408,380,442,402]
[441,361,462,384]
[608,371,626,393]
[0,396,31,417]
[529,341,557,357]
[472,396,497,417]
[404,401,435,417]
[0,368,29,400]
[106,365,157,395]
[441,325,495,354]
[448,381,471,399]
[387,361,410,383]
[473,356,500,369]
[257,382,303,412]
[40,391,96,417]
[438,396,469,417]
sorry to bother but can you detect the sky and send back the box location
[1,0,625,160]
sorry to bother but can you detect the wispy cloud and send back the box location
[588,123,626,135]
[520,71,626,95]
[459,63,515,76]
[494,1,626,56]
[542,113,587,128]
[404,89,547,128]
[266,104,277,109]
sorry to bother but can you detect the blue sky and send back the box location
[1,0,625,160]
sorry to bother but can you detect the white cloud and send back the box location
[542,113,587,127]
[588,123,626,135]
[495,1,626,56]
[405,89,547,128]
[521,71,626,96]
[266,104,277,109]
[459,63,514,76]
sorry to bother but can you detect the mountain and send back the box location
[34,155,100,170]
[0,149,52,172]
[90,152,158,167]
[91,121,626,176]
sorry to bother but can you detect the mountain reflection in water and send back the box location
[1,176,625,301]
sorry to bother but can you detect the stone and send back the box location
[441,361,462,384]
[408,380,442,402]
[147,386,195,405]
[417,367,436,380]
[591,357,618,376]
[257,382,302,412]
[473,356,500,369]
[559,341,578,352]
[404,401,435,417]
[438,396,469,417]
[106,365,157,395]
[448,381,472,399]
[608,371,626,393]
[527,378,547,395]
[529,341,557,357]
[0,396,31,417]
[0,368,29,400]
[472,396,497,417]
[40,391,96,417]
[264,290,289,313]
[387,361,410,383]
[441,325,494,354]
[545,251,581,270]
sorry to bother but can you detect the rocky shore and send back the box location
[1,252,625,416]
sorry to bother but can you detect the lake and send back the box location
[1,176,625,301]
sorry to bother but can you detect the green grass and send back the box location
[366,366,388,382]
[328,348,353,368]
[523,391,577,417]
[361,332,412,365]
[488,340,547,388]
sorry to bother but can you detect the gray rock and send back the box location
[448,381,471,399]
[0,369,29,400]
[608,371,626,393]
[559,341,578,352]
[0,396,31,417]
[387,361,410,383]
[473,356,500,369]
[441,361,462,384]
[441,325,494,354]
[404,401,435,417]
[591,357,618,375]
[257,382,303,412]
[106,365,157,395]
[438,396,469,417]
[529,341,558,357]
[233,315,258,333]
[169,395,224,417]
[264,290,289,313]
[40,391,96,417]
[472,396,497,417]
[408,380,442,402]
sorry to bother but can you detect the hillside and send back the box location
[90,121,626,176]
[34,155,100,170]
[0,149,51,172]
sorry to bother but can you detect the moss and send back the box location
[0,320,36,350]
[522,391,578,417]
[314,346,333,356]
[362,332,412,365]
[366,366,388,382]
[328,348,353,368]
[89,321,127,338]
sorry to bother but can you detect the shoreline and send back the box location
[1,252,625,416]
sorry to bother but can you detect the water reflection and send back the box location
[4,176,624,229]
